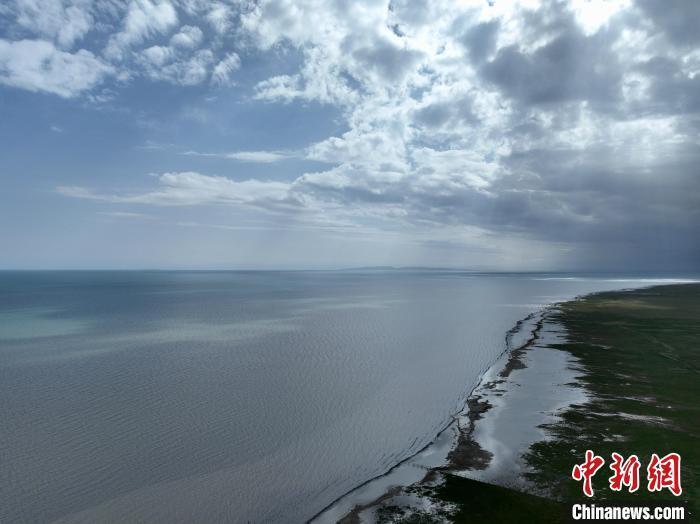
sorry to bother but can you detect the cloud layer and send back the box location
[2,0,699,269]
[1,0,245,95]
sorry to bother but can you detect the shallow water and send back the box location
[0,271,694,522]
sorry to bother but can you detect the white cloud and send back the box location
[169,25,203,49]
[140,44,172,66]
[105,0,178,60]
[570,0,632,35]
[0,39,113,97]
[3,0,244,91]
[12,0,94,49]
[211,52,241,85]
[205,3,233,34]
[182,150,294,162]
[225,151,291,162]
[138,47,214,85]
[57,171,296,207]
[99,211,155,219]
[135,25,238,86]
[410,148,497,190]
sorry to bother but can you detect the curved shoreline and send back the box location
[311,306,551,523]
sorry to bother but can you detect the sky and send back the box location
[0,0,698,270]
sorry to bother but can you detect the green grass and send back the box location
[525,284,700,517]
[438,475,566,523]
[375,475,566,523]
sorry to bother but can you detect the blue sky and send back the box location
[1,0,698,270]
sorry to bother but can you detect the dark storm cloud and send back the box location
[480,28,621,107]
[461,20,500,64]
[636,0,700,46]
[633,57,700,116]
[295,129,699,269]
[498,146,700,231]
[351,37,424,82]
[414,96,477,128]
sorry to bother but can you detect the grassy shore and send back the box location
[526,283,700,514]
[370,283,700,523]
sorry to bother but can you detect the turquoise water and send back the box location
[0,271,694,522]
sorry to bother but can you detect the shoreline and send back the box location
[315,282,700,522]
[312,306,558,523]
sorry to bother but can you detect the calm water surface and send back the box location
[0,271,692,522]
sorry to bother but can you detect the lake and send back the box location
[0,271,692,522]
